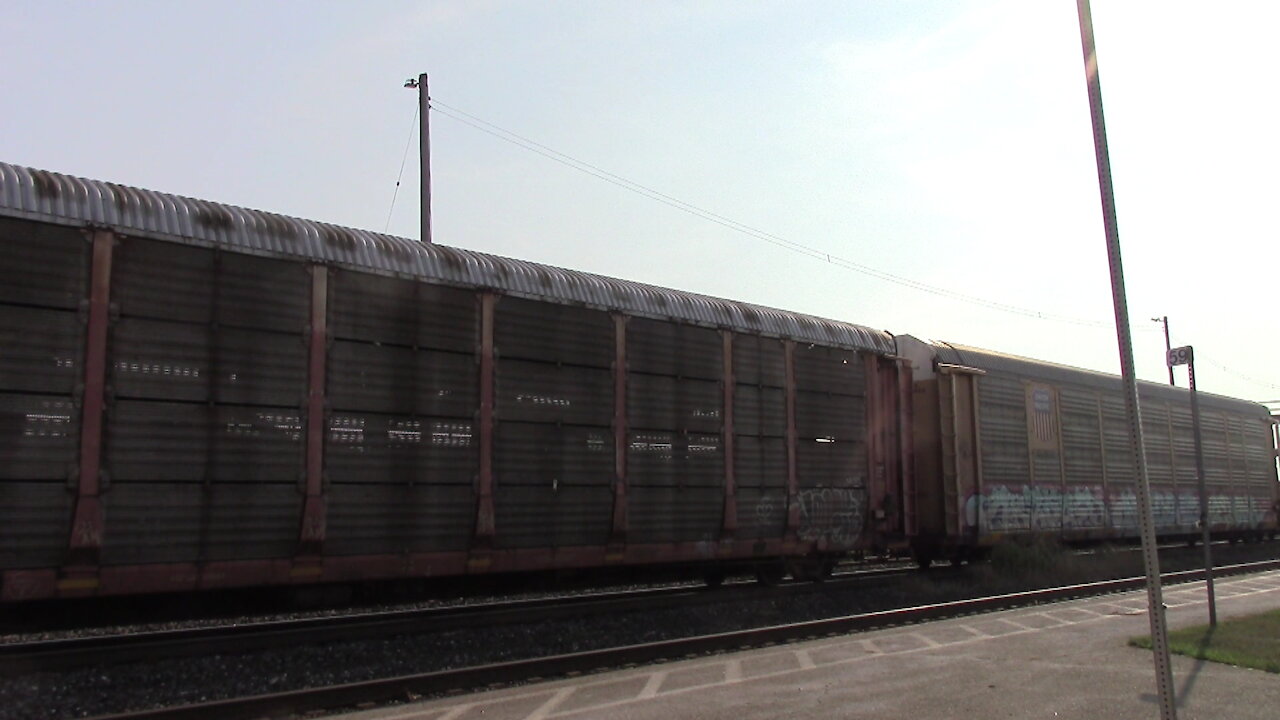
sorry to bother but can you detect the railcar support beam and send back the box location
[607,313,629,558]
[719,331,737,552]
[1075,1,1177,717]
[783,341,800,546]
[63,228,115,590]
[470,292,497,569]
[297,265,330,561]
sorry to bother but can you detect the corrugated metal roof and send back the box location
[0,162,894,354]
[936,341,1270,416]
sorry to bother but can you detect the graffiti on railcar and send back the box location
[796,487,866,545]
[966,484,1273,533]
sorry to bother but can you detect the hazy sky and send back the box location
[3,1,1277,405]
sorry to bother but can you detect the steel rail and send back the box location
[0,566,916,675]
[83,559,1280,720]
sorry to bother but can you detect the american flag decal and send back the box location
[1026,384,1059,449]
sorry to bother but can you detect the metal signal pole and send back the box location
[1075,2,1177,718]
[1168,345,1217,626]
[404,73,432,243]
[1152,316,1174,386]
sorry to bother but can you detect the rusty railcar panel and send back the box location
[794,391,864,440]
[494,422,612,488]
[627,376,721,433]
[627,431,724,488]
[732,334,785,388]
[796,441,866,489]
[106,401,302,482]
[793,345,864,394]
[0,306,83,394]
[112,238,309,331]
[0,481,72,568]
[495,297,613,367]
[974,375,1030,491]
[735,487,787,538]
[627,319,722,380]
[328,342,476,416]
[496,360,612,426]
[325,413,475,485]
[0,218,86,309]
[1060,389,1104,485]
[329,270,476,351]
[731,386,785,437]
[100,482,299,564]
[325,483,475,555]
[628,485,722,543]
[110,320,306,406]
[0,394,78,479]
[493,485,613,548]
[734,436,787,488]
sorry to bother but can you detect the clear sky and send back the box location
[3,1,1277,406]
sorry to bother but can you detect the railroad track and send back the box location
[0,565,918,676]
[75,559,1280,720]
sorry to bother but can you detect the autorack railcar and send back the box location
[897,335,1280,566]
[0,162,912,602]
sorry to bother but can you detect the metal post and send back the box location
[1175,346,1216,625]
[419,73,432,244]
[403,73,432,243]
[1153,316,1174,386]
[1075,2,1177,718]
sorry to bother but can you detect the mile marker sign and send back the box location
[1168,345,1193,367]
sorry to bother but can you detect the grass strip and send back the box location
[1130,609,1280,673]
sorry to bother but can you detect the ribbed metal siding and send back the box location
[735,487,787,539]
[325,483,475,555]
[493,486,614,548]
[794,344,867,490]
[494,300,614,549]
[628,485,722,544]
[494,422,613,487]
[624,318,724,542]
[1058,389,1107,529]
[941,341,1277,536]
[0,217,83,568]
[329,270,476,352]
[102,237,307,565]
[0,163,896,355]
[732,335,787,538]
[324,270,479,555]
[101,482,299,564]
[974,375,1031,532]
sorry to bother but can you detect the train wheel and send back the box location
[704,568,727,588]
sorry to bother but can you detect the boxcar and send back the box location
[898,335,1280,564]
[0,162,912,601]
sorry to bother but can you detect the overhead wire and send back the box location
[423,100,1280,394]
[1197,354,1280,393]
[384,101,420,233]
[428,99,1108,327]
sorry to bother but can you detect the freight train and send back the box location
[0,162,1276,602]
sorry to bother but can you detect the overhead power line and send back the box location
[420,100,1280,395]
[1197,355,1280,392]
[428,98,1108,327]
[384,101,420,233]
